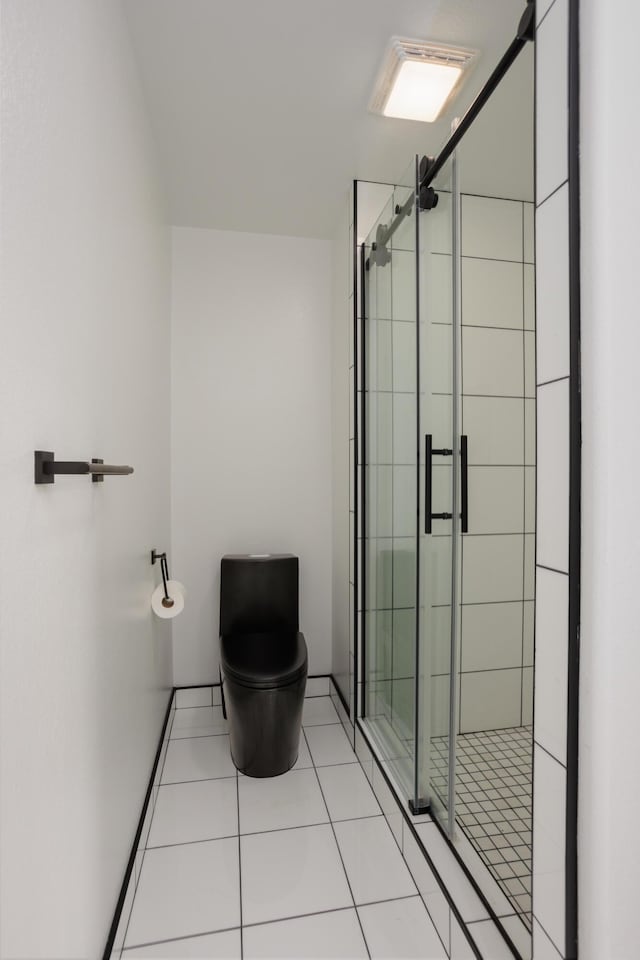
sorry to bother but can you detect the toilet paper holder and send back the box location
[151,549,173,609]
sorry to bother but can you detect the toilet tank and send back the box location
[219,554,299,637]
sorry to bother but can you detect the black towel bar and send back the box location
[34,451,134,484]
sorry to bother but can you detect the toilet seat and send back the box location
[221,630,307,690]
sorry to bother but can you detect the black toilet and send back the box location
[219,554,308,777]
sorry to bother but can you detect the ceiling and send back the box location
[123,0,532,239]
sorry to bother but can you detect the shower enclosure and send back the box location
[357,49,535,945]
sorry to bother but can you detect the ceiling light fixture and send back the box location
[370,38,476,123]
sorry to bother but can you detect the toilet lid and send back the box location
[220,630,308,689]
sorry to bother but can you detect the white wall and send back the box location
[171,228,333,684]
[0,2,172,957]
[580,1,640,957]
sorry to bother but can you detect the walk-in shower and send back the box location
[355,13,535,954]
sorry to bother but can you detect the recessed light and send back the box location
[370,38,476,123]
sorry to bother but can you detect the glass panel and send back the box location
[362,161,418,795]
[415,156,458,828]
[452,40,535,944]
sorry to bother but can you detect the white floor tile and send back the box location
[466,919,517,959]
[304,724,358,767]
[243,908,368,960]
[238,767,328,834]
[317,763,380,821]
[333,816,417,905]
[305,677,331,697]
[161,736,236,784]
[148,778,238,848]
[174,687,212,709]
[240,824,352,925]
[122,928,241,958]
[124,838,240,947]
[171,705,228,739]
[358,896,447,959]
[302,697,340,727]
[302,696,340,726]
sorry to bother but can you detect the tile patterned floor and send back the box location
[116,689,449,960]
[432,726,533,930]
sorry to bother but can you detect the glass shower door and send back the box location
[415,155,460,829]
[362,162,419,796]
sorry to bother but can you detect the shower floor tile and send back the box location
[432,725,533,930]
[118,694,444,960]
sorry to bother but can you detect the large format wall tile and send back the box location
[534,567,569,763]
[537,379,569,572]
[532,746,567,953]
[536,184,570,384]
[462,327,524,397]
[461,196,523,261]
[460,668,523,732]
[536,0,568,202]
[461,258,524,329]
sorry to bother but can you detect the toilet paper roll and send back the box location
[151,581,185,619]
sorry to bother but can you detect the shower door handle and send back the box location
[460,435,469,533]
[425,434,454,534]
[425,434,433,534]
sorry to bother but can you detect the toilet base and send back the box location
[222,672,307,777]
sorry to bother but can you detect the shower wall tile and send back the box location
[536,0,568,203]
[461,195,523,262]
[392,607,415,679]
[392,249,417,323]
[536,185,570,384]
[524,533,536,601]
[525,398,536,465]
[532,746,567,951]
[424,322,453,394]
[462,327,524,397]
[523,600,535,666]
[392,538,417,608]
[524,202,535,264]
[534,567,569,764]
[522,666,534,725]
[392,392,416,464]
[533,920,564,959]
[422,253,453,324]
[462,534,524,604]
[537,379,569,573]
[466,466,524,535]
[428,604,451,676]
[461,258,523,329]
[463,396,524,465]
[525,330,536,398]
[392,320,416,392]
[459,668,522,732]
[367,392,392,465]
[525,466,536,534]
[392,465,416,538]
[461,601,524,672]
[524,264,536,330]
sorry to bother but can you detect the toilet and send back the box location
[219,554,308,777]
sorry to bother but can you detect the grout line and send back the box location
[236,771,243,959]
[122,924,241,953]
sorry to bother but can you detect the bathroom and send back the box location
[0,1,637,959]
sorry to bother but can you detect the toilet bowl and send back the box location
[219,554,308,777]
